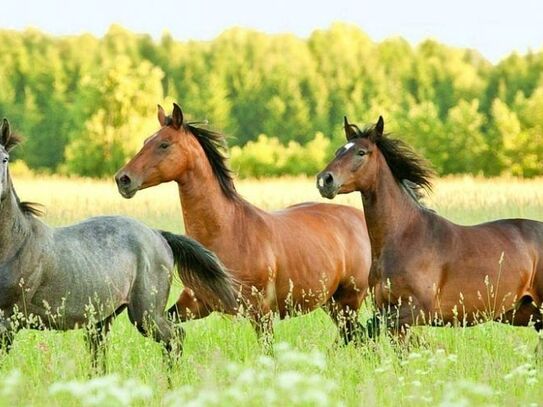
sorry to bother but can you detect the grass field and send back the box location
[3,175,543,406]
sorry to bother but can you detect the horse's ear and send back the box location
[375,116,384,138]
[1,118,10,148]
[157,104,166,126]
[344,116,357,141]
[171,103,184,130]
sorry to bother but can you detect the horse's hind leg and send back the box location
[129,255,187,371]
[84,305,126,374]
[127,277,186,363]
[168,288,212,322]
[326,284,366,345]
[500,295,542,328]
[503,296,543,359]
[0,317,16,355]
[127,306,186,364]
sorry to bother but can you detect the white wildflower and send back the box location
[49,374,152,406]
[0,370,22,397]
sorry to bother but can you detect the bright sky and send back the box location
[0,0,542,63]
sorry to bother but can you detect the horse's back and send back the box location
[56,215,166,252]
[277,201,365,226]
[56,215,174,275]
[50,216,172,301]
[443,217,543,255]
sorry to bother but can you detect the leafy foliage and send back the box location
[1,24,543,177]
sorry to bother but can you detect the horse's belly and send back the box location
[429,264,533,325]
[27,272,132,329]
[435,287,525,325]
[270,265,342,316]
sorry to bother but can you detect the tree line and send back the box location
[1,23,542,177]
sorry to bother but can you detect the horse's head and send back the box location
[115,103,200,198]
[317,116,384,199]
[0,119,17,201]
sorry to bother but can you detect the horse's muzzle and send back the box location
[316,171,339,199]
[115,172,139,199]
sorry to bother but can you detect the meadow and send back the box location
[2,175,543,406]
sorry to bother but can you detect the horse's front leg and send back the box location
[84,305,126,374]
[249,305,274,353]
[368,297,427,347]
[0,315,16,355]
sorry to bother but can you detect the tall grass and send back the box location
[3,175,543,406]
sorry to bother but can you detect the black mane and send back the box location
[4,132,23,152]
[3,133,45,217]
[18,200,45,217]
[353,124,435,191]
[11,181,45,217]
[165,118,239,201]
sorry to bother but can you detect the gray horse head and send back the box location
[0,119,17,201]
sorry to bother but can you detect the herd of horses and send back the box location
[1,102,543,368]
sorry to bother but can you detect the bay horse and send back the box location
[317,116,543,338]
[0,119,236,368]
[115,103,372,344]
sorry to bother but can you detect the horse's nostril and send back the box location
[324,173,334,186]
[119,174,131,187]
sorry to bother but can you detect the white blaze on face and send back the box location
[318,177,324,187]
[337,142,355,156]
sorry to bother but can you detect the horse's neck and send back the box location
[0,189,31,263]
[362,163,421,259]
[176,157,247,246]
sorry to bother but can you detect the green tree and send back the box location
[490,98,525,176]
[64,56,164,176]
[1,23,543,178]
[443,99,486,174]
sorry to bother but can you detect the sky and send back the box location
[0,0,542,63]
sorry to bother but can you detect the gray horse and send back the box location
[0,119,236,367]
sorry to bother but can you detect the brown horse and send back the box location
[115,103,372,344]
[317,116,543,337]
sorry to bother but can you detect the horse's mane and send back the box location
[171,120,240,201]
[400,179,434,211]
[353,124,435,192]
[4,132,23,152]
[18,200,44,217]
[3,133,45,217]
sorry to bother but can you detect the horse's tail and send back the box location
[159,231,237,311]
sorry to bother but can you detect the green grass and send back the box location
[2,175,543,406]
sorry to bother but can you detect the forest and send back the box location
[1,23,542,177]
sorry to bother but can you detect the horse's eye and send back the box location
[159,142,170,150]
[357,150,367,156]
[2,157,8,164]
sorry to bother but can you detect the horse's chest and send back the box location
[369,251,400,286]
[368,259,383,289]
